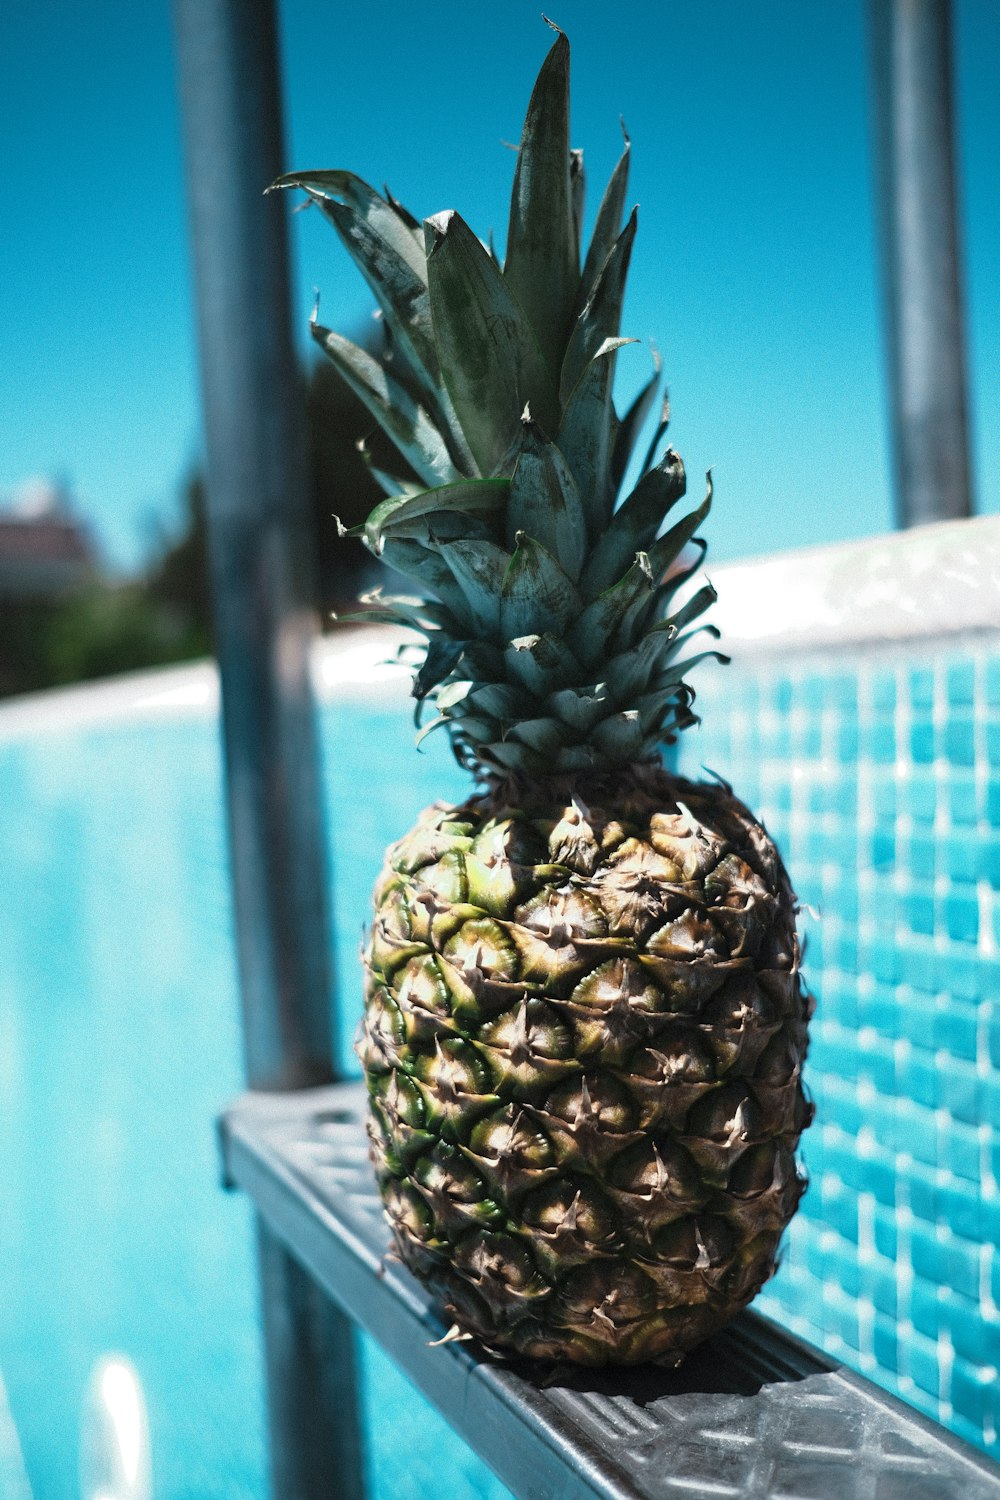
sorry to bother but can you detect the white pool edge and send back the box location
[2,515,998,741]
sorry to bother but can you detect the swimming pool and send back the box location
[2,569,999,1493]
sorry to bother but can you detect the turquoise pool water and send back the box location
[0,676,511,1500]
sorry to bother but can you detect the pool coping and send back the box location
[2,513,998,741]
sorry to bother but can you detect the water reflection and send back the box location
[79,1356,151,1500]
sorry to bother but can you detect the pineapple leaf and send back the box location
[552,744,600,772]
[378,538,482,623]
[412,636,467,702]
[467,683,522,719]
[602,631,680,702]
[434,679,476,712]
[449,715,496,745]
[361,511,496,552]
[569,148,586,269]
[314,196,479,471]
[383,184,423,234]
[636,391,672,482]
[660,582,718,636]
[546,686,610,732]
[634,681,693,734]
[414,713,450,749]
[507,717,565,754]
[363,478,509,550]
[308,196,433,368]
[611,346,662,493]
[500,533,583,640]
[652,535,708,612]
[461,640,508,683]
[503,32,577,382]
[557,336,637,535]
[579,126,630,308]
[644,483,713,581]
[647,649,730,693]
[507,418,587,580]
[560,207,637,406]
[437,538,510,637]
[503,633,582,695]
[656,622,723,666]
[581,448,687,599]
[591,710,644,760]
[565,552,651,667]
[424,211,558,473]
[312,323,460,489]
[270,170,426,280]
[338,592,462,635]
[478,739,537,772]
[313,197,477,475]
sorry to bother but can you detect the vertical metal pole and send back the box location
[173,2,365,1496]
[869,0,974,526]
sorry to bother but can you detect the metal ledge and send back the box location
[220,1083,1000,1500]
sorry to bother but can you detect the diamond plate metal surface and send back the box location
[221,1084,1000,1500]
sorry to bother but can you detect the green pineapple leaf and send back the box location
[579,126,630,308]
[270,170,426,279]
[566,553,652,667]
[383,183,423,235]
[361,479,509,551]
[378,539,483,624]
[646,647,729,695]
[306,196,434,374]
[412,637,467,704]
[591,710,645,761]
[560,207,637,406]
[546,686,610,733]
[289,32,726,777]
[503,632,583,696]
[312,322,460,489]
[503,30,577,382]
[661,582,718,636]
[506,418,587,580]
[437,538,510,637]
[366,466,425,501]
[507,717,565,755]
[500,533,583,640]
[611,347,662,492]
[424,210,558,473]
[634,680,697,734]
[602,631,679,702]
[569,148,586,269]
[581,448,687,599]
[644,485,713,582]
[465,683,522,720]
[557,336,637,535]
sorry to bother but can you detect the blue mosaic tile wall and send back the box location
[678,642,1000,1459]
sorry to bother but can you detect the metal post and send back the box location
[173,2,365,1495]
[869,0,974,526]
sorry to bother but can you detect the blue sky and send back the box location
[2,0,998,572]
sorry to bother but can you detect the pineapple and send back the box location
[275,26,812,1366]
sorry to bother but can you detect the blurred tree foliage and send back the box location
[0,342,396,699]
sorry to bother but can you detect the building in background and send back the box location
[0,478,96,601]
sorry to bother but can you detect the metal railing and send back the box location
[869,0,974,526]
[173,1,363,1493]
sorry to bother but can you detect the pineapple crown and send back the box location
[272,25,724,780]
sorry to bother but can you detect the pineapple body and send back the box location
[360,767,810,1365]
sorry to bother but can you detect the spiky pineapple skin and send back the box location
[359,765,812,1366]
